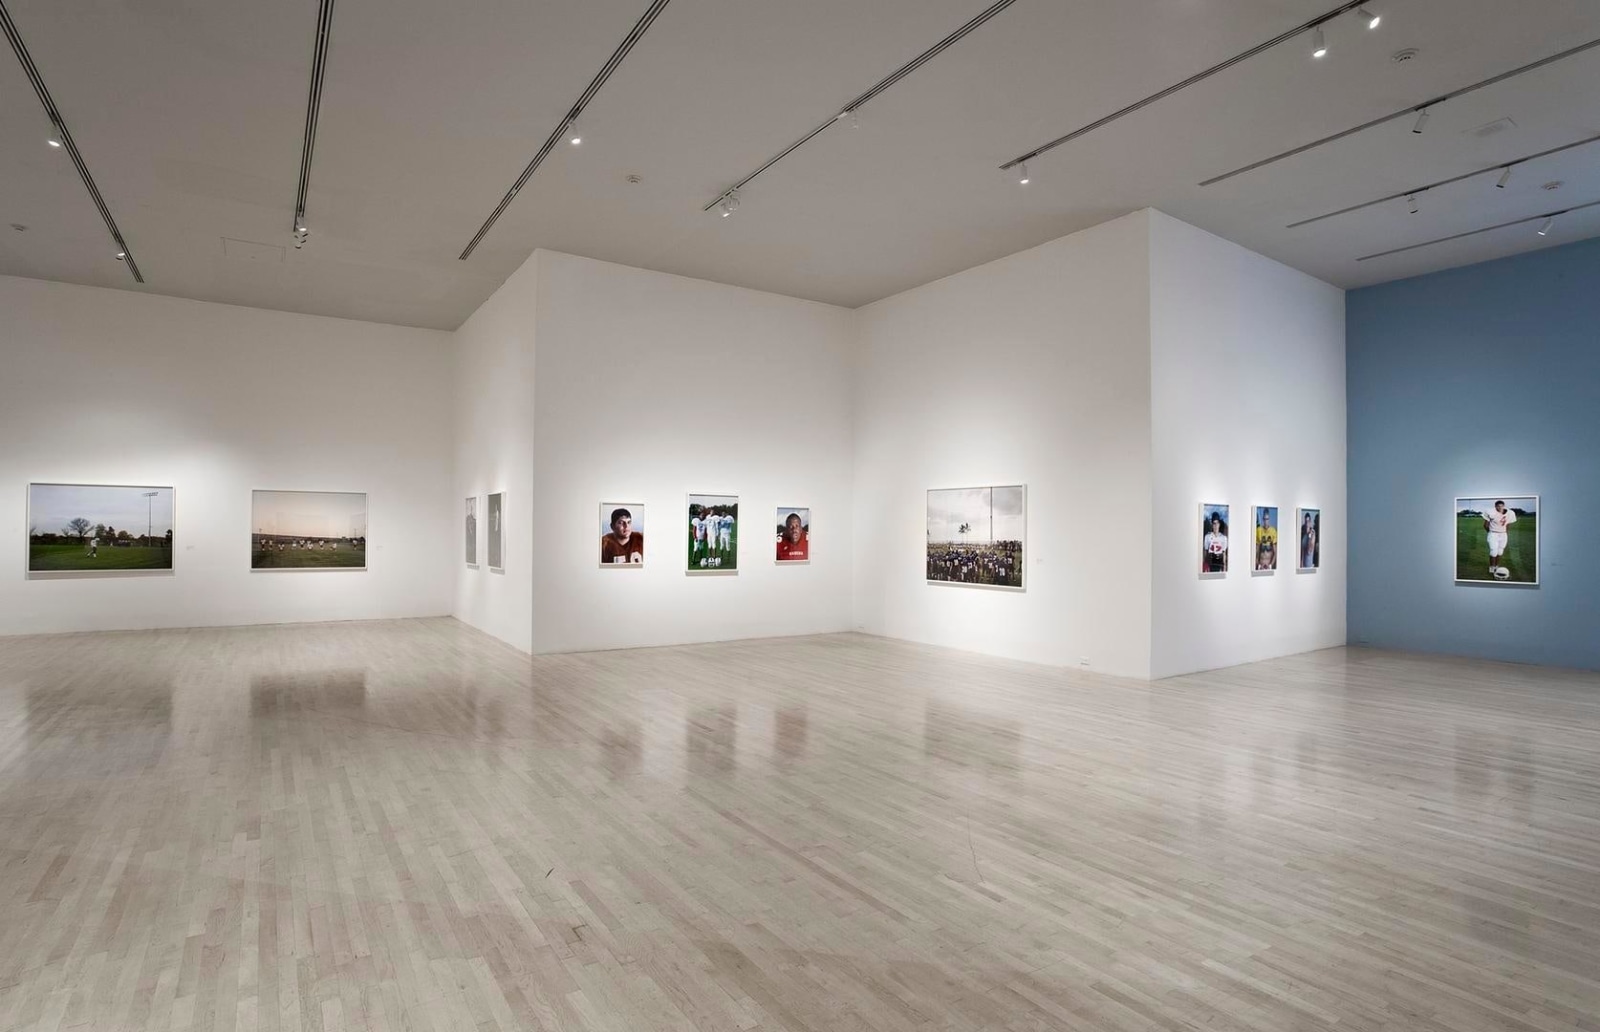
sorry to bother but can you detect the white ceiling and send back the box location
[2,0,1597,330]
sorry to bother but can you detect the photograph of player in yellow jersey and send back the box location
[1253,505,1278,573]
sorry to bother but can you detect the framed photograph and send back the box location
[775,507,810,564]
[687,494,738,573]
[1253,505,1280,574]
[1200,503,1229,576]
[926,485,1025,590]
[27,483,176,575]
[1455,496,1538,585]
[487,492,504,572]
[1295,508,1321,572]
[251,490,366,570]
[465,496,478,567]
[600,503,645,567]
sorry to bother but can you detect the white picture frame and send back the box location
[1454,494,1539,586]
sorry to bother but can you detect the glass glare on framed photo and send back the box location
[775,507,810,563]
[1456,496,1538,585]
[1200,503,1229,575]
[687,494,738,573]
[926,486,1024,589]
[1253,505,1280,573]
[599,503,645,566]
[487,493,504,571]
[465,496,478,566]
[27,483,176,574]
[251,490,366,570]
[1296,508,1321,571]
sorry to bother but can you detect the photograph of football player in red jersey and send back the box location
[776,508,810,563]
[598,503,645,566]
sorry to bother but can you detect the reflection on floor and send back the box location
[0,619,1596,1031]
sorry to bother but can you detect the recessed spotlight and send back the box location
[625,173,642,185]
[1358,6,1380,29]
[9,223,25,232]
[1537,215,1555,236]
[1312,26,1328,58]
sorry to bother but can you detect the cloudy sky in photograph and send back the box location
[30,484,174,537]
[927,486,1024,543]
[253,491,367,537]
[1459,496,1538,515]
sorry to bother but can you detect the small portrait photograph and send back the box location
[465,496,478,567]
[251,490,366,570]
[775,507,810,563]
[27,483,176,574]
[926,486,1025,590]
[487,492,504,572]
[1200,503,1229,576]
[1456,496,1538,585]
[599,503,645,567]
[1254,505,1279,573]
[1295,508,1321,571]
[688,494,739,573]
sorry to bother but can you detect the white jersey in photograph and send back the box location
[693,517,707,543]
[1484,508,1516,533]
[719,515,734,544]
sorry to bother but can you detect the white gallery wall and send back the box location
[527,251,857,653]
[452,254,538,653]
[1148,212,1346,678]
[0,274,455,637]
[852,212,1156,679]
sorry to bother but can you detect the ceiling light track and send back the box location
[293,0,337,247]
[1200,36,1600,187]
[1354,199,1600,262]
[703,0,1022,213]
[1286,132,1600,229]
[998,1,1369,174]
[458,0,673,260]
[0,1,143,282]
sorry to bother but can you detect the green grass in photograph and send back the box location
[252,544,366,569]
[29,544,172,571]
[1456,515,1537,583]
[686,524,739,572]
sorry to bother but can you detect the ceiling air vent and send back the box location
[222,237,285,263]
[1466,117,1516,139]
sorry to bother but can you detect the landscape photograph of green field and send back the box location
[27,483,175,574]
[1455,495,1538,585]
[252,489,367,570]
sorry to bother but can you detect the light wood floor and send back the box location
[1,621,1596,1032]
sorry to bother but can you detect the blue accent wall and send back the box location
[1347,237,1600,670]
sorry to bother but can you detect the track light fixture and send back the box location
[1412,108,1430,134]
[567,116,582,146]
[293,221,309,249]
[1406,193,1419,214]
[1358,6,1380,29]
[1496,167,1512,189]
[1017,162,1030,185]
[1537,215,1555,236]
[45,117,60,148]
[718,190,740,218]
[1311,26,1328,58]
[114,251,125,261]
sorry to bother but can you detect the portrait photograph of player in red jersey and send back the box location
[926,486,1024,590]
[599,502,645,567]
[1455,496,1538,584]
[775,507,810,564]
[1200,503,1229,577]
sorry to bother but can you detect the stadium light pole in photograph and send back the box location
[142,491,157,548]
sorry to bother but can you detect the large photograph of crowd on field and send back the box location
[28,483,175,573]
[926,485,1025,590]
[251,489,367,570]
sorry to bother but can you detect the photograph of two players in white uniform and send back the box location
[1455,496,1538,584]
[687,494,738,572]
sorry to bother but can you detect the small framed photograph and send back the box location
[487,492,505,572]
[1455,496,1538,585]
[1253,505,1279,574]
[1200,503,1229,577]
[775,507,810,564]
[599,503,645,567]
[1295,508,1321,572]
[465,496,479,567]
[687,494,738,573]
